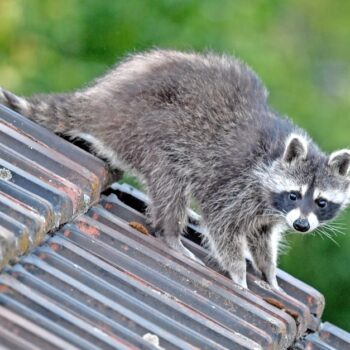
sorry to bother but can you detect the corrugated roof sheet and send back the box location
[0,104,112,268]
[0,103,349,349]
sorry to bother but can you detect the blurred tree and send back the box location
[0,0,349,330]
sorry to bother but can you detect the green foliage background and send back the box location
[1,0,349,330]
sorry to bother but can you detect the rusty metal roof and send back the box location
[0,104,113,268]
[0,104,349,349]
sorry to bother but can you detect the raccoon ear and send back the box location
[328,149,350,176]
[283,134,308,164]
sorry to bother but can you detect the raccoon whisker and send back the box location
[325,222,347,230]
[317,228,340,247]
[331,223,345,230]
[317,229,330,242]
[324,228,339,237]
[329,222,347,227]
[322,223,346,236]
[322,223,335,230]
[315,231,324,240]
[330,228,345,237]
[325,233,341,247]
[326,229,344,235]
[322,225,339,234]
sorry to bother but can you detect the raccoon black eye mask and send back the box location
[1,49,349,290]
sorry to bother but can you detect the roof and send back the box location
[0,104,349,349]
[0,104,115,268]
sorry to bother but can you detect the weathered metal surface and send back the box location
[318,322,350,349]
[0,104,109,185]
[293,321,350,350]
[0,305,80,350]
[79,214,289,348]
[0,182,350,349]
[0,104,111,267]
[295,322,350,350]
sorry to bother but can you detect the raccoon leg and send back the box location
[147,177,203,263]
[206,231,247,288]
[246,228,280,290]
[224,238,247,288]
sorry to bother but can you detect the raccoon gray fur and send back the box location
[1,49,350,289]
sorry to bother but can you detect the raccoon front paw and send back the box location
[229,271,248,289]
[257,263,282,291]
[271,283,286,294]
[264,272,285,293]
[159,235,205,265]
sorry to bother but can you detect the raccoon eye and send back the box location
[316,198,328,208]
[289,191,300,201]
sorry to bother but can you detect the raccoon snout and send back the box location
[286,209,318,232]
[293,218,310,232]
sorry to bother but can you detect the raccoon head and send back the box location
[258,133,350,233]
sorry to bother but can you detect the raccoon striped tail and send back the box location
[0,87,32,115]
[0,87,75,134]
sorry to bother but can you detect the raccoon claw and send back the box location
[273,285,286,294]
[229,272,248,289]
[265,278,286,294]
[179,244,205,265]
[188,252,206,266]
[160,236,205,265]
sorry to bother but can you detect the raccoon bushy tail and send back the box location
[0,87,77,134]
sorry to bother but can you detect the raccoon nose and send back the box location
[293,218,310,232]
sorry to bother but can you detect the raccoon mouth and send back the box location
[286,209,319,233]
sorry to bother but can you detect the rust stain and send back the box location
[0,285,9,293]
[50,243,60,251]
[63,229,71,237]
[1,119,103,188]
[284,308,299,321]
[38,253,47,259]
[122,269,153,286]
[104,202,113,210]
[76,221,100,237]
[263,297,285,309]
[91,212,99,220]
[0,119,47,145]
[263,297,300,322]
[129,221,149,235]
[0,191,40,214]
[55,184,81,213]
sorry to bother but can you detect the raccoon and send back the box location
[1,49,349,289]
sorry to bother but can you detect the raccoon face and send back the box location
[260,134,350,233]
